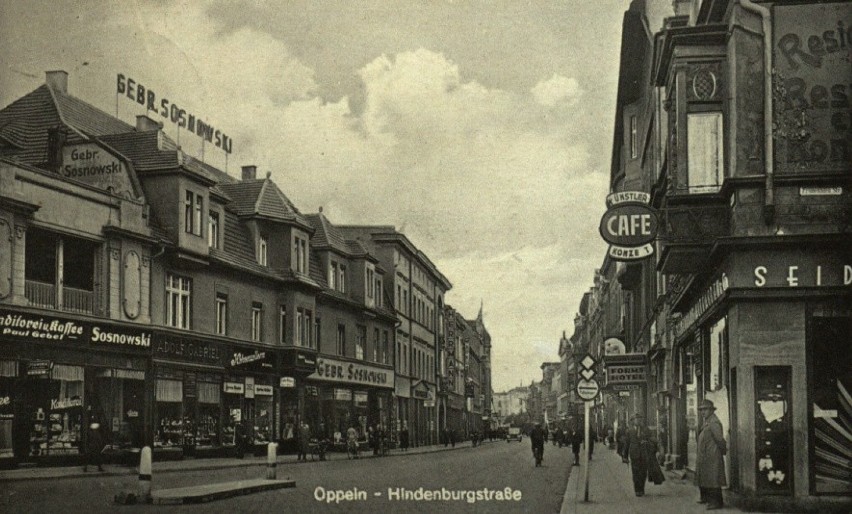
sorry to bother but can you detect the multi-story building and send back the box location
[563,1,852,510]
[539,362,560,427]
[339,226,452,447]
[492,386,528,422]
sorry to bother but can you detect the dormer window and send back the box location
[375,277,383,308]
[294,236,307,273]
[329,261,337,290]
[257,236,268,266]
[184,190,203,236]
[338,264,346,293]
[366,267,375,300]
[208,211,220,248]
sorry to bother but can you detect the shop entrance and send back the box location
[809,315,852,495]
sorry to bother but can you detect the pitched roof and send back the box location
[218,178,311,227]
[305,212,350,255]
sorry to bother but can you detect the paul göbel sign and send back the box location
[0,308,151,352]
[309,357,394,389]
[599,192,659,261]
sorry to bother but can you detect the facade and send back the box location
[560,1,851,511]
[492,386,528,421]
[338,226,452,447]
[0,70,493,467]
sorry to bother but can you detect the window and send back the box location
[687,112,724,193]
[397,285,402,310]
[296,308,313,347]
[373,328,380,362]
[337,324,346,356]
[375,277,383,307]
[257,236,268,266]
[314,317,321,349]
[629,115,638,159]
[251,303,263,341]
[366,268,374,299]
[383,331,390,365]
[215,293,228,335]
[294,236,307,273]
[208,211,220,248]
[403,290,408,316]
[184,190,203,236]
[355,325,366,360]
[329,262,337,290]
[166,274,191,329]
[338,265,346,293]
[279,306,287,344]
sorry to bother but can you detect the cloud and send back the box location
[531,74,584,107]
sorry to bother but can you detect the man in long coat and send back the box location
[695,399,726,510]
[622,413,664,496]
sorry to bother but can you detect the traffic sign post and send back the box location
[576,354,599,502]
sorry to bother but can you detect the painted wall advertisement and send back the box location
[774,3,852,173]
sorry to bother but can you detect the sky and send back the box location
[1,0,672,392]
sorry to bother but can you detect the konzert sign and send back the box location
[598,191,658,261]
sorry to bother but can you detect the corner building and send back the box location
[597,1,851,511]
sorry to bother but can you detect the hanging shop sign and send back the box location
[116,73,234,154]
[599,192,658,261]
[0,308,151,353]
[27,360,53,377]
[279,377,295,388]
[223,382,244,394]
[254,385,274,396]
[675,274,730,339]
[309,357,394,389]
[603,353,647,385]
[334,388,352,401]
[604,337,626,356]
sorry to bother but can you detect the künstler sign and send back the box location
[598,192,658,261]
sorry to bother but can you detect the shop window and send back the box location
[92,368,145,450]
[196,379,220,448]
[687,112,724,193]
[25,364,85,458]
[706,317,727,392]
[154,378,184,448]
[165,274,191,329]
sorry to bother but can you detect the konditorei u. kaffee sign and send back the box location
[598,191,659,261]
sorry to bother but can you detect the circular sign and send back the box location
[576,378,600,401]
[598,203,659,247]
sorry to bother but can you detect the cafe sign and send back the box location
[599,192,658,261]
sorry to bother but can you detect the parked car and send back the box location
[506,426,522,442]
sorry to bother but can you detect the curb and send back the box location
[152,478,296,505]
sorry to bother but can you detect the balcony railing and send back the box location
[25,280,94,315]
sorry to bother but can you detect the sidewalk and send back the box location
[0,439,493,482]
[560,445,743,514]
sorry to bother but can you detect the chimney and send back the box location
[136,115,163,132]
[45,70,68,94]
[241,165,257,180]
[672,0,692,17]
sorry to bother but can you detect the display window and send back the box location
[154,377,184,448]
[248,380,274,445]
[29,364,85,457]
[196,377,221,448]
[91,368,145,449]
[222,379,244,446]
[0,362,17,460]
[279,387,299,442]
[303,386,322,439]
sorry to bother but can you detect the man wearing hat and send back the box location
[695,399,727,510]
[622,413,663,496]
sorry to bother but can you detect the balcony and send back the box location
[657,201,729,274]
[25,280,94,315]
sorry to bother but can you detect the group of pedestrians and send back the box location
[615,399,727,510]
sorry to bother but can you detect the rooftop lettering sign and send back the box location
[116,73,234,154]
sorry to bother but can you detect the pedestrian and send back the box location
[297,422,311,462]
[83,420,105,472]
[449,428,456,448]
[399,422,410,451]
[554,427,564,447]
[695,400,727,510]
[570,422,582,466]
[588,426,596,460]
[529,422,545,467]
[346,424,359,459]
[616,423,626,458]
[622,413,665,497]
[442,427,449,447]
